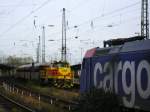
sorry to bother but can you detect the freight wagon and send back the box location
[16,63,48,81]
[80,36,150,111]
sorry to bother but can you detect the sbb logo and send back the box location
[94,60,150,108]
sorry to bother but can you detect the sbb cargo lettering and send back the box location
[94,60,150,108]
[80,38,150,111]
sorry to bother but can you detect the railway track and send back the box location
[0,92,35,112]
[1,80,79,111]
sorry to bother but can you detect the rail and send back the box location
[0,92,35,112]
[1,81,79,111]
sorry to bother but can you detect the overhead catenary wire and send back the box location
[101,0,107,15]
[80,16,140,38]
[0,1,140,39]
[47,2,141,38]
[7,1,140,55]
[0,0,54,38]
[0,4,36,7]
[0,0,143,62]
[7,0,25,15]
[24,1,143,43]
[71,1,141,28]
[41,0,92,27]
[46,15,140,53]
[68,0,92,13]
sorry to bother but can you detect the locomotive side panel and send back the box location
[80,50,150,111]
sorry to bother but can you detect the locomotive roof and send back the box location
[103,36,144,47]
[51,61,69,65]
[84,38,150,58]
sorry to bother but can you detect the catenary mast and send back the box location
[61,8,67,62]
[141,0,149,39]
[42,26,45,63]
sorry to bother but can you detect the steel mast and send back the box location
[141,0,149,39]
[61,8,67,62]
[42,26,45,63]
[36,36,41,63]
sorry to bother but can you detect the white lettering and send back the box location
[93,59,150,108]
[122,61,135,108]
[114,61,122,94]
[94,63,103,88]
[103,62,113,92]
[137,60,150,99]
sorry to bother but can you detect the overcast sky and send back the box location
[0,0,147,64]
